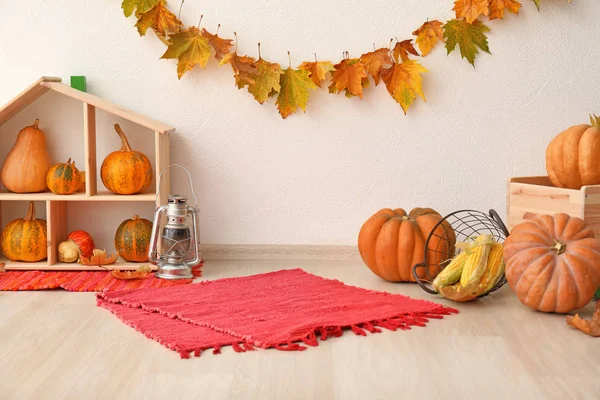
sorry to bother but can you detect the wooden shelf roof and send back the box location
[0,77,175,134]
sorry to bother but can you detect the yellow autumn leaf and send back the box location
[135,0,182,38]
[122,0,159,17]
[276,68,317,119]
[453,0,490,24]
[412,20,444,57]
[298,61,336,87]
[381,60,428,114]
[161,27,212,79]
[247,58,283,104]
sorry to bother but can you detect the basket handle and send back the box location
[489,209,509,237]
[412,263,438,295]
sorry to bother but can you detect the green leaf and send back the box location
[122,0,159,17]
[276,68,317,119]
[443,18,491,67]
[532,0,541,10]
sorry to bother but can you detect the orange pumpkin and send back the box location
[1,201,47,262]
[358,208,455,282]
[101,124,153,195]
[46,158,81,195]
[504,213,600,313]
[546,114,600,189]
[114,214,153,262]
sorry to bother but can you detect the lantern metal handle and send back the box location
[148,205,167,265]
[155,164,198,209]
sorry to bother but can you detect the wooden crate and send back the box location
[0,77,173,270]
[507,176,600,237]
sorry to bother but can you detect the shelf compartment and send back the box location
[2,258,157,271]
[0,190,156,202]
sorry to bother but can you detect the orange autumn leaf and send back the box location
[453,0,490,23]
[359,48,392,86]
[381,59,428,114]
[201,28,234,61]
[220,52,257,88]
[135,0,182,38]
[161,26,212,79]
[412,20,444,57]
[566,301,600,337]
[110,265,153,280]
[392,39,419,63]
[80,249,118,266]
[328,58,368,99]
[298,61,335,87]
[489,0,521,20]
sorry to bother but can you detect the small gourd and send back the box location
[114,214,153,262]
[101,124,153,195]
[0,119,51,193]
[1,201,47,262]
[46,158,81,195]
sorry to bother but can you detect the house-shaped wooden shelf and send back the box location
[0,77,173,270]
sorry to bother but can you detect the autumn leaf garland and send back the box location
[120,0,571,119]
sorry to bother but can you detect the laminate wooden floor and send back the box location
[1,260,598,400]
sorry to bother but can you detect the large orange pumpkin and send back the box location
[358,208,454,282]
[114,214,153,262]
[101,124,153,195]
[546,115,600,189]
[504,213,600,313]
[1,201,47,262]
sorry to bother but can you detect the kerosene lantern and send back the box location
[148,165,200,280]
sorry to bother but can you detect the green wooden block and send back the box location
[70,76,87,92]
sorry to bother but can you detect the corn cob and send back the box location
[477,243,505,294]
[433,250,469,290]
[460,234,494,287]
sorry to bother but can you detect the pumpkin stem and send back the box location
[67,157,72,164]
[401,216,410,221]
[552,241,567,255]
[32,119,40,129]
[114,124,133,152]
[591,114,600,129]
[25,201,36,221]
[132,214,140,221]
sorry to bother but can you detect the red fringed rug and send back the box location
[0,262,203,292]
[97,269,458,358]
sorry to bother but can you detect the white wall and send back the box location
[0,0,598,245]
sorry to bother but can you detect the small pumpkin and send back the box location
[358,208,455,282]
[114,214,153,262]
[0,119,51,193]
[58,230,95,262]
[504,213,600,313]
[101,124,153,195]
[1,201,47,262]
[46,158,81,195]
[546,114,600,189]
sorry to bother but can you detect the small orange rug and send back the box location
[0,262,203,292]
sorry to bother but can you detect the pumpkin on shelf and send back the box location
[504,213,600,313]
[358,208,455,282]
[58,230,95,263]
[1,201,47,262]
[46,158,81,195]
[101,124,153,195]
[114,214,153,262]
[546,114,600,189]
[0,119,51,193]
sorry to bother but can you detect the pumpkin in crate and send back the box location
[358,208,455,282]
[1,202,47,262]
[504,213,600,313]
[46,158,81,195]
[101,124,153,195]
[546,114,600,189]
[0,119,51,193]
[114,214,153,262]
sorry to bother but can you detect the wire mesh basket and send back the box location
[412,209,510,298]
